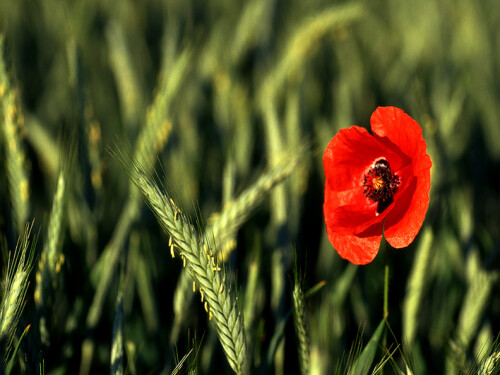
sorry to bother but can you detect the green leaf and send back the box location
[348,319,385,375]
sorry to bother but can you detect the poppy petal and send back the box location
[327,201,393,235]
[326,222,383,265]
[323,125,403,235]
[371,107,426,162]
[384,160,431,248]
[324,126,400,193]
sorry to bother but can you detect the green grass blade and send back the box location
[348,319,385,375]
[5,324,31,375]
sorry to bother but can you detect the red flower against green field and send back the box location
[323,106,432,265]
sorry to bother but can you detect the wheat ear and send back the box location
[134,170,247,374]
[403,226,433,346]
[86,46,189,331]
[456,250,497,349]
[0,222,36,360]
[34,171,67,343]
[478,351,500,375]
[106,20,144,128]
[171,152,301,344]
[292,266,310,375]
[0,36,30,234]
[259,3,364,103]
[209,152,301,261]
[81,47,188,375]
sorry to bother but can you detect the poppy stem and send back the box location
[381,221,389,320]
[383,252,389,319]
[382,235,389,374]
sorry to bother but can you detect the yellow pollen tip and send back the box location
[372,176,384,190]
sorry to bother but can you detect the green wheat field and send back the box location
[1,0,499,374]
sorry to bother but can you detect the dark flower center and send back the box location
[363,159,400,213]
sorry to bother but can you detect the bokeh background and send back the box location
[1,0,500,374]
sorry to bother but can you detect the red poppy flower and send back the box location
[323,106,432,265]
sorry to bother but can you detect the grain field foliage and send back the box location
[0,0,500,374]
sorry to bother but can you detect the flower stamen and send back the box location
[363,159,400,213]
[371,176,384,190]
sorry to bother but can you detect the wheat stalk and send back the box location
[170,152,301,345]
[133,169,247,374]
[171,264,194,345]
[110,283,125,375]
[131,232,159,333]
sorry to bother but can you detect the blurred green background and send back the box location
[1,0,500,374]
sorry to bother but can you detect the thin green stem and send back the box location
[383,259,389,320]
[382,221,389,321]
[382,236,389,375]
